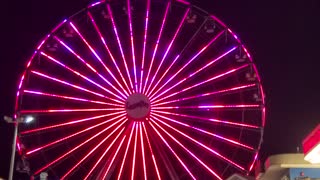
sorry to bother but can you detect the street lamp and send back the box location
[4,115,34,180]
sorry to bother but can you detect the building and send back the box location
[257,153,320,180]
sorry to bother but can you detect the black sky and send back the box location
[1,0,319,178]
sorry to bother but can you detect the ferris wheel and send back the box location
[15,0,265,179]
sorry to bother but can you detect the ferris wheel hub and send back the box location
[125,93,150,121]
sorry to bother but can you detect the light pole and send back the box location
[4,115,34,180]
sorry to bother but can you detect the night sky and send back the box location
[1,0,319,178]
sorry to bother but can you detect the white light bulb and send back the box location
[25,116,35,123]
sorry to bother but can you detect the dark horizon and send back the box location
[1,0,319,178]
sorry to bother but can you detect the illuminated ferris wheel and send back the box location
[15,0,265,179]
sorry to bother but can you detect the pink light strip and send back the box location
[150,46,237,102]
[21,111,125,135]
[153,104,260,110]
[176,0,190,5]
[151,115,246,171]
[145,8,190,96]
[16,137,22,155]
[131,123,138,180]
[88,0,105,8]
[150,118,222,180]
[18,72,26,90]
[37,34,51,50]
[86,12,131,95]
[142,122,161,180]
[34,118,127,175]
[20,108,124,114]
[139,123,147,180]
[24,90,117,106]
[142,2,171,94]
[127,0,138,92]
[149,31,225,99]
[40,51,125,102]
[149,121,196,179]
[54,35,130,98]
[188,46,237,78]
[147,54,180,98]
[249,151,259,172]
[51,19,67,34]
[228,29,240,44]
[118,122,136,180]
[139,0,150,93]
[26,51,36,67]
[151,64,249,103]
[61,124,125,179]
[69,22,128,98]
[210,15,226,28]
[107,4,135,92]
[152,112,254,151]
[26,115,125,156]
[31,70,112,100]
[152,110,260,129]
[153,83,256,106]
[100,135,126,180]
[262,107,266,127]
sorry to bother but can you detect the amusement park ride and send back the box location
[9,0,266,179]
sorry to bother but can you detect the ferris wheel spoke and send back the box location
[147,53,179,97]
[69,22,128,98]
[152,109,260,131]
[150,115,246,172]
[151,64,249,103]
[142,2,170,94]
[126,0,138,92]
[150,46,237,102]
[23,89,120,106]
[20,111,125,135]
[149,30,225,100]
[30,70,123,104]
[145,8,190,96]
[61,123,126,179]
[152,104,261,110]
[139,0,150,93]
[150,118,223,180]
[54,35,130,98]
[20,107,124,114]
[107,4,135,92]
[131,123,139,180]
[138,123,147,180]
[118,122,136,180]
[86,12,132,95]
[33,118,127,176]
[40,51,125,102]
[147,16,209,98]
[142,122,161,180]
[151,112,255,151]
[153,83,257,107]
[99,135,127,180]
[26,115,126,156]
[148,121,196,180]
